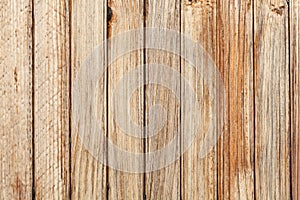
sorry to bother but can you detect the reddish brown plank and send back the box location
[217,0,255,199]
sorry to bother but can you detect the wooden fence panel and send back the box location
[1,0,299,199]
[33,0,70,199]
[145,0,181,199]
[71,1,107,199]
[217,0,255,199]
[291,0,300,199]
[0,0,33,199]
[181,0,218,199]
[254,0,291,199]
[107,0,144,199]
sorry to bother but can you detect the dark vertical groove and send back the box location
[215,2,219,199]
[68,0,72,199]
[105,1,109,200]
[252,0,256,199]
[228,2,231,198]
[31,0,35,199]
[179,0,182,199]
[216,0,220,198]
[143,0,147,199]
[287,1,293,199]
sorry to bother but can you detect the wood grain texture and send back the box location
[181,0,218,199]
[290,0,300,199]
[71,0,107,199]
[107,0,144,199]
[34,0,70,199]
[217,0,255,199]
[1,0,299,199]
[145,0,181,199]
[0,0,33,199]
[254,0,291,199]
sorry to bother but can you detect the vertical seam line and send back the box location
[143,0,147,199]
[252,0,256,199]
[106,1,109,200]
[68,0,72,199]
[31,0,36,199]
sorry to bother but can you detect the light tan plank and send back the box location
[0,0,33,199]
[181,1,218,199]
[107,0,144,199]
[290,1,300,199]
[71,0,107,199]
[33,0,70,199]
[145,0,181,199]
[254,0,291,199]
[217,0,255,199]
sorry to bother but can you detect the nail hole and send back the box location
[107,6,113,23]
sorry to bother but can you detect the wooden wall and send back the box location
[0,0,299,199]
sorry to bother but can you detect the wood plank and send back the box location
[217,0,255,199]
[33,0,70,199]
[0,0,33,199]
[145,0,181,199]
[290,0,300,199]
[71,1,107,199]
[107,0,144,199]
[254,0,291,199]
[181,0,218,199]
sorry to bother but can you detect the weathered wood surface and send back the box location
[0,0,33,199]
[291,0,300,199]
[254,0,291,199]
[34,0,70,199]
[181,0,218,199]
[145,0,181,199]
[0,0,299,199]
[217,0,255,199]
[107,0,144,199]
[71,0,107,199]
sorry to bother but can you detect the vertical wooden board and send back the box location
[290,0,300,199]
[71,1,107,199]
[0,0,33,199]
[254,0,290,199]
[181,0,218,199]
[217,0,255,199]
[107,1,144,199]
[33,0,70,199]
[145,0,181,199]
